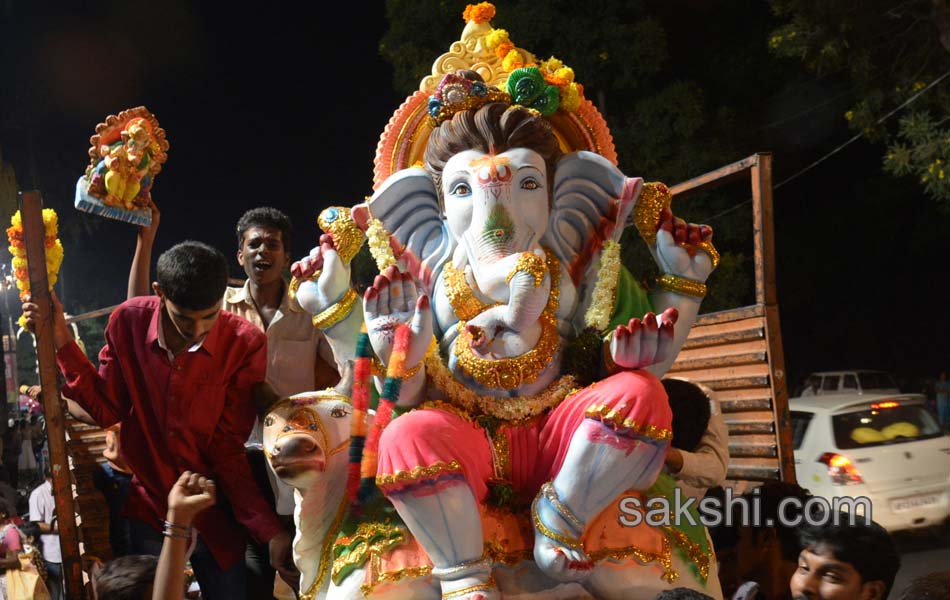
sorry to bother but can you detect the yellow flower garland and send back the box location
[6,209,64,329]
[366,217,397,271]
[584,239,621,331]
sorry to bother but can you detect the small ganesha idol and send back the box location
[74,106,168,227]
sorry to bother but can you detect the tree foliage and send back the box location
[770,0,950,204]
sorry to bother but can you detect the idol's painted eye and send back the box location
[330,406,349,419]
[450,182,472,196]
[521,178,540,190]
[263,415,275,428]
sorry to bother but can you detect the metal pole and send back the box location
[19,191,85,599]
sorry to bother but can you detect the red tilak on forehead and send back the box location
[469,148,512,184]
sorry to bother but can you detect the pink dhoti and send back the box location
[377,370,672,501]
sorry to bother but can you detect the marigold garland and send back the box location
[462,2,495,24]
[584,239,621,332]
[6,209,64,329]
[348,328,373,507]
[357,323,412,502]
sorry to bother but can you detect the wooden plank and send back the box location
[704,376,770,390]
[668,362,770,384]
[20,191,85,599]
[669,155,760,199]
[729,434,778,458]
[725,419,776,435]
[674,338,768,362]
[685,316,765,339]
[764,302,796,484]
[720,395,773,413]
[668,351,767,372]
[727,462,781,482]
[694,304,764,326]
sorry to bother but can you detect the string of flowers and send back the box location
[347,326,373,507]
[358,323,411,502]
[475,3,583,112]
[6,209,64,329]
[366,218,397,272]
[584,239,621,331]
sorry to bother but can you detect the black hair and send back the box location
[19,521,42,553]
[653,588,716,600]
[708,481,814,561]
[156,241,228,310]
[95,555,158,600]
[662,378,711,452]
[236,207,292,252]
[798,515,900,599]
[897,572,950,600]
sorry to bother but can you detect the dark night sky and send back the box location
[1,2,948,390]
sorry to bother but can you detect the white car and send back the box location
[790,393,950,532]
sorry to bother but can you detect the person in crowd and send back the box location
[17,521,48,584]
[154,471,217,600]
[936,371,950,429]
[16,417,38,488]
[662,377,729,501]
[128,206,337,597]
[709,481,812,600]
[896,572,950,600]
[28,467,62,600]
[92,424,134,557]
[93,554,159,600]
[22,240,294,600]
[790,515,900,600]
[0,497,23,596]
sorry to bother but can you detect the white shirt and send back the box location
[224,281,339,515]
[29,480,61,563]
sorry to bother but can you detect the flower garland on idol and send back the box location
[6,209,64,329]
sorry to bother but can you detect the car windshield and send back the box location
[857,372,898,390]
[833,402,943,449]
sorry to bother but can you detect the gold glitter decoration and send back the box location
[662,526,712,582]
[311,288,359,329]
[376,460,463,487]
[531,495,584,549]
[287,272,318,308]
[442,578,497,599]
[488,426,511,481]
[372,337,438,379]
[583,405,673,442]
[505,251,548,287]
[455,311,560,389]
[359,562,433,598]
[655,273,707,299]
[317,206,365,264]
[443,261,497,321]
[695,240,720,269]
[425,351,577,421]
[483,541,533,567]
[634,182,672,244]
[332,522,407,582]
[540,482,584,530]
[429,89,512,127]
[588,535,677,583]
[298,496,348,600]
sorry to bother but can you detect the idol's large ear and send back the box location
[542,151,641,288]
[352,167,454,295]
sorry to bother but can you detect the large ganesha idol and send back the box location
[272,5,722,600]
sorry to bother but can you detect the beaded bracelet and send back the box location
[162,520,192,540]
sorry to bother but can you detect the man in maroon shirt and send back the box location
[23,241,294,599]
